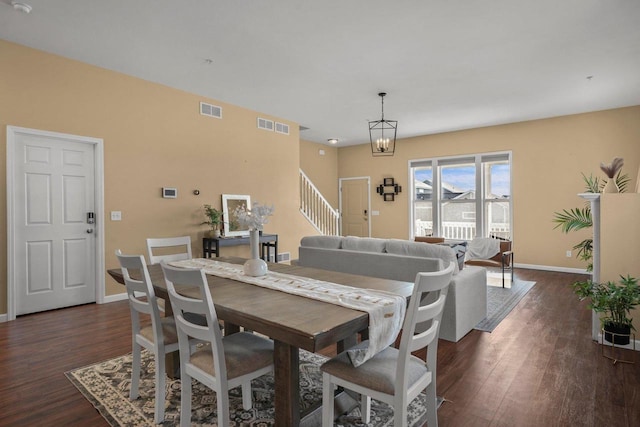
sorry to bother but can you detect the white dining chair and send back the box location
[160,263,275,427]
[115,249,179,425]
[146,236,193,265]
[321,261,456,427]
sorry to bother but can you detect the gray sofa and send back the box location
[297,235,487,342]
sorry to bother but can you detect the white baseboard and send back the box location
[102,292,128,304]
[515,263,588,275]
[0,292,128,322]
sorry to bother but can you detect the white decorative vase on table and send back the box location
[244,229,268,277]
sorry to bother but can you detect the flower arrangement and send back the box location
[233,202,274,231]
[600,157,624,179]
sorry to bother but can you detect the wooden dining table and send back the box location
[108,257,413,427]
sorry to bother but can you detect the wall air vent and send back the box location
[268,251,291,263]
[275,122,290,135]
[257,117,274,131]
[200,102,222,118]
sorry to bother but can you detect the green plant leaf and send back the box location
[615,172,631,192]
[581,173,601,194]
[552,207,592,232]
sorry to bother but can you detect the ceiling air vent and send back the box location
[257,117,274,131]
[275,122,290,135]
[200,102,222,119]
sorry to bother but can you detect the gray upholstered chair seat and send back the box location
[190,332,274,379]
[321,342,429,395]
[139,317,178,345]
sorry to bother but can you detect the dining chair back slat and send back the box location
[146,236,192,265]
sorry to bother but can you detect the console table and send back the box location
[203,234,278,262]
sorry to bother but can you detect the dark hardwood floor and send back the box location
[1,269,639,426]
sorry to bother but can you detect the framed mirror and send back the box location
[222,194,251,237]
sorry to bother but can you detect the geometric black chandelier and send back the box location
[369,92,397,157]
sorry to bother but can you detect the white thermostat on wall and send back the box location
[162,187,177,198]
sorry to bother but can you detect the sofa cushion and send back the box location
[300,235,343,249]
[385,239,459,274]
[342,236,386,253]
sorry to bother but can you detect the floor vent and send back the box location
[268,251,291,263]
[200,102,222,118]
[257,117,274,131]
[275,122,290,135]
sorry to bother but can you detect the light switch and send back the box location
[372,210,380,216]
[111,211,122,221]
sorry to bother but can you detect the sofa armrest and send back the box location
[439,266,487,342]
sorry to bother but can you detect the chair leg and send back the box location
[322,373,335,427]
[511,253,515,284]
[425,381,438,427]
[241,381,252,410]
[130,342,141,400]
[394,400,408,427]
[154,352,166,424]
[361,394,371,424]
[180,374,192,427]
[217,389,230,427]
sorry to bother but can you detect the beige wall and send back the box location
[2,38,639,316]
[299,139,339,208]
[0,40,317,314]
[337,106,640,269]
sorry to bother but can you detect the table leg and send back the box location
[274,239,278,263]
[274,340,300,427]
[337,334,358,354]
[161,299,180,378]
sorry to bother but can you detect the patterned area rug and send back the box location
[474,273,536,332]
[66,349,429,427]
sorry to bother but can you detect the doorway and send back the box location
[6,126,105,320]
[339,177,371,237]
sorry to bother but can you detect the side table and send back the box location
[203,234,279,262]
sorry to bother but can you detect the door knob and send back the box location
[86,229,94,234]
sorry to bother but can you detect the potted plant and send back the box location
[573,275,640,345]
[202,204,222,237]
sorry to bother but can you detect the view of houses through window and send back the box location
[410,152,511,240]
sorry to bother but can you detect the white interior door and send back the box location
[9,128,99,316]
[340,177,370,237]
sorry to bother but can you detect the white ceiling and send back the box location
[1,0,639,147]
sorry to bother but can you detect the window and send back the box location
[410,152,511,240]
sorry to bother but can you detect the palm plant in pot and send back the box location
[201,204,222,237]
[573,275,640,345]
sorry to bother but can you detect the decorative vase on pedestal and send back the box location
[243,229,268,277]
[603,179,619,193]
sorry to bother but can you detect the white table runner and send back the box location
[169,258,406,367]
